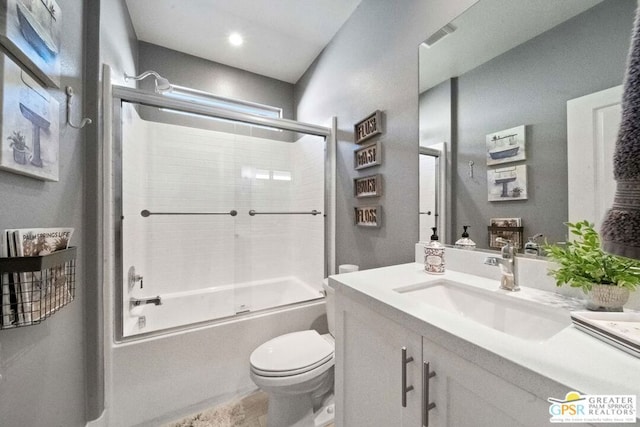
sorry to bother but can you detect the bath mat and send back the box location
[165,391,267,427]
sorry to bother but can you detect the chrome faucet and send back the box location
[484,237,519,291]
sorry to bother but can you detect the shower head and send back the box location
[124,70,173,94]
[154,76,172,93]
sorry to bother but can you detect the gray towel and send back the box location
[601,4,640,260]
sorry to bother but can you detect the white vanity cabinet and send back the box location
[335,292,423,426]
[422,336,551,427]
[336,290,554,427]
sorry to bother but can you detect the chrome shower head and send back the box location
[124,70,173,94]
[154,76,172,93]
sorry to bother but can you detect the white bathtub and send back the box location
[125,276,323,337]
[110,290,327,427]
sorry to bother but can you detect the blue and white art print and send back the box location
[0,52,59,181]
[0,0,61,88]
[487,165,527,202]
[486,125,526,166]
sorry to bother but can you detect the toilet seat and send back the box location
[250,330,334,377]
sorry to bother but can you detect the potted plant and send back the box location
[7,131,30,165]
[511,186,523,198]
[544,220,640,311]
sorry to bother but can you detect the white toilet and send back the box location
[249,280,335,427]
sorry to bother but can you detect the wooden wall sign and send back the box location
[354,174,382,198]
[354,206,381,227]
[354,110,383,144]
[354,141,381,170]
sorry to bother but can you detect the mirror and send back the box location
[419,0,635,250]
[419,145,444,243]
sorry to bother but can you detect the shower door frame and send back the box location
[111,84,335,341]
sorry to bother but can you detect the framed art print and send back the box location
[0,52,59,181]
[486,125,526,166]
[0,0,62,88]
[487,165,527,201]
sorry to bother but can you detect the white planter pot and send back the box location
[586,284,630,312]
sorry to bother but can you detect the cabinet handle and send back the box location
[401,347,414,408]
[423,361,437,427]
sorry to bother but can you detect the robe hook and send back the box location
[65,86,92,129]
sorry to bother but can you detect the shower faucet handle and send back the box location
[128,266,144,289]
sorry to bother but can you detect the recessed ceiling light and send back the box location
[229,33,244,47]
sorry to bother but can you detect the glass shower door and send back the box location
[234,131,326,314]
[120,102,239,337]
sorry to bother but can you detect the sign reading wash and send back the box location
[548,391,636,423]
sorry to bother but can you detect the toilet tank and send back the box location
[322,279,335,336]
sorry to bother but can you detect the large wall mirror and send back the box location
[419,0,635,250]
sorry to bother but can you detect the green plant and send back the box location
[544,220,640,293]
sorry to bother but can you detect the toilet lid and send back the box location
[250,330,334,374]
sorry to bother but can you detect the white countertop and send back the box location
[330,262,640,398]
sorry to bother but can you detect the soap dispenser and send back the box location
[454,225,476,250]
[425,227,445,274]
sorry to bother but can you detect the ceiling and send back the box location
[125,0,362,84]
[419,0,604,93]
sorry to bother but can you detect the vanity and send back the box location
[330,247,640,426]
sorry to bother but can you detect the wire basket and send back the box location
[0,247,77,329]
[487,226,524,251]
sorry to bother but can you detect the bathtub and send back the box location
[110,289,327,427]
[125,276,323,337]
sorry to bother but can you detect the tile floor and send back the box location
[165,390,335,427]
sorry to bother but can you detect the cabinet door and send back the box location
[423,337,551,427]
[336,296,422,427]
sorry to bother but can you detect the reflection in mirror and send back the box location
[419,146,442,242]
[419,0,635,250]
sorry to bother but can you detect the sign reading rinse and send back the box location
[354,141,381,170]
[354,110,383,144]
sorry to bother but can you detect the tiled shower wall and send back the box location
[122,104,325,301]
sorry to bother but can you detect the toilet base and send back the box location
[266,392,334,427]
[266,392,313,427]
[314,401,335,427]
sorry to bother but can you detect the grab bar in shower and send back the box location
[248,210,322,216]
[141,209,238,217]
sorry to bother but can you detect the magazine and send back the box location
[1,230,16,327]
[13,228,74,322]
[6,229,25,325]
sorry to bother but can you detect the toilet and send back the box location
[249,280,335,427]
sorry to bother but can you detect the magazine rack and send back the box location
[0,247,77,329]
[487,226,524,252]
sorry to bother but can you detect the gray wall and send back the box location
[84,0,140,422]
[444,0,633,248]
[136,42,297,142]
[295,0,478,270]
[138,41,295,120]
[0,0,89,426]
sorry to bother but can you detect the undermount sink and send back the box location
[394,280,571,342]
